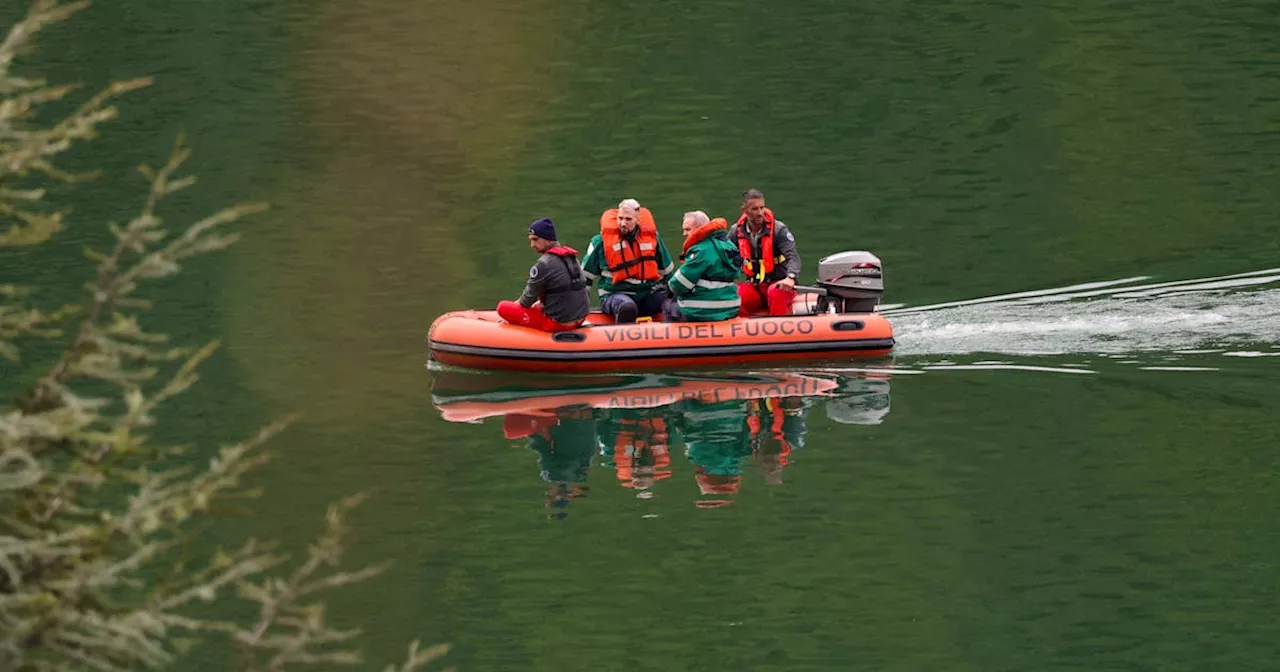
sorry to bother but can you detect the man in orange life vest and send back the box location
[727,188,802,316]
[581,198,676,323]
[496,217,591,333]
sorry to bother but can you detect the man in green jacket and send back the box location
[663,211,743,322]
[581,198,677,323]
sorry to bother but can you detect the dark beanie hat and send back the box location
[528,217,557,241]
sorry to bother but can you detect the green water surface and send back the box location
[3,0,1279,669]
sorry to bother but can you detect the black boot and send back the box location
[615,301,639,323]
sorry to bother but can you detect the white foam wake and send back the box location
[882,268,1280,357]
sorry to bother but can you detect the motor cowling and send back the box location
[815,251,884,314]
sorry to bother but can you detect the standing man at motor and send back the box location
[581,198,676,323]
[727,188,802,316]
[496,217,591,332]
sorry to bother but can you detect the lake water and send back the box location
[4,0,1279,669]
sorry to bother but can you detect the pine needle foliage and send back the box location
[0,2,450,670]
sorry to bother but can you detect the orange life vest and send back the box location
[600,208,661,282]
[612,417,672,488]
[682,217,728,255]
[734,208,788,283]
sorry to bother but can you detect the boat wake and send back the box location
[880,267,1280,358]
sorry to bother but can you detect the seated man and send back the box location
[663,211,742,322]
[496,217,590,332]
[727,188,801,316]
[582,198,676,323]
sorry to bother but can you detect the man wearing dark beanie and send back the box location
[496,217,591,332]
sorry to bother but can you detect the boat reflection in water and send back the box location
[430,368,893,516]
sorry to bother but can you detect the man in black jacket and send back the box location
[728,188,802,316]
[497,218,591,332]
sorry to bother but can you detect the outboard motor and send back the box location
[812,251,884,314]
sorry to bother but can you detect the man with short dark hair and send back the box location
[727,188,802,316]
[496,217,591,332]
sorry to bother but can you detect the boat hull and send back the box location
[426,309,894,373]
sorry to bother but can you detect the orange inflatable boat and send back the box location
[428,310,893,373]
[427,250,893,373]
[430,370,841,423]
